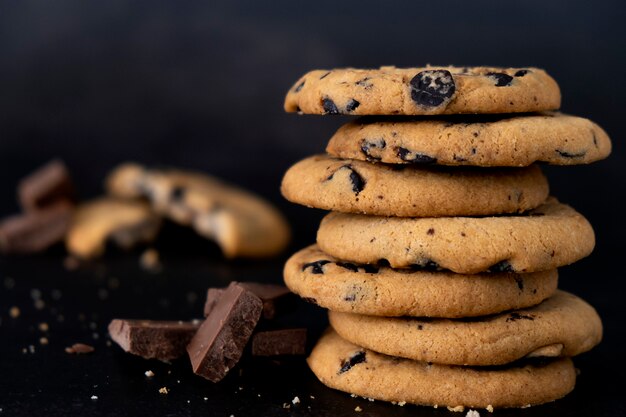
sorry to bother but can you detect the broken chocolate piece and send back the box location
[486,72,514,87]
[251,328,307,356]
[18,159,75,211]
[410,70,455,107]
[338,350,366,374]
[204,282,294,320]
[345,99,360,112]
[187,282,262,382]
[0,201,73,254]
[108,319,201,362]
[396,147,437,164]
[514,69,530,77]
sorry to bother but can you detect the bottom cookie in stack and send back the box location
[285,247,603,409]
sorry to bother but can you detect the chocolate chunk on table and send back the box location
[108,319,200,362]
[0,201,73,254]
[18,159,75,211]
[251,328,307,356]
[204,282,293,320]
[188,282,262,382]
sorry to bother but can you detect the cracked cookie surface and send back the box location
[284,245,557,318]
[316,197,594,273]
[308,329,576,409]
[285,66,560,115]
[329,290,602,366]
[326,112,611,167]
[281,154,548,216]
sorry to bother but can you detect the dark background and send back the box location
[1,1,625,416]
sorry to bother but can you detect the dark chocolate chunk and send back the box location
[556,149,587,158]
[322,98,340,115]
[108,319,201,362]
[396,147,437,164]
[409,70,455,107]
[327,165,366,195]
[345,99,360,112]
[170,186,186,201]
[360,138,386,162]
[294,80,305,92]
[18,159,75,211]
[506,312,535,322]
[486,72,514,87]
[205,282,293,320]
[427,228,435,235]
[514,69,530,77]
[0,201,73,254]
[338,350,366,374]
[489,260,515,273]
[251,329,307,356]
[336,262,359,272]
[187,283,262,382]
[302,260,331,274]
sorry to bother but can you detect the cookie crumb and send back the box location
[397,401,406,407]
[38,322,49,332]
[292,396,300,405]
[521,404,531,409]
[203,397,208,401]
[355,406,362,412]
[145,370,155,378]
[90,395,98,401]
[448,405,465,412]
[65,343,95,354]
[9,306,20,318]
[486,404,494,413]
[282,403,291,409]
[309,395,315,399]
[159,387,169,395]
[39,337,49,345]
[466,410,480,417]
[140,248,161,271]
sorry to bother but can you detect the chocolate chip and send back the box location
[294,80,305,92]
[361,264,379,274]
[327,165,366,195]
[417,324,423,330]
[302,260,331,274]
[506,312,535,322]
[338,351,366,374]
[486,72,514,87]
[360,138,386,162]
[514,275,524,291]
[319,71,331,80]
[396,147,437,164]
[410,70,456,107]
[556,149,587,158]
[343,294,356,302]
[345,99,360,113]
[377,259,391,267]
[322,98,340,115]
[514,69,530,77]
[336,262,359,272]
[489,260,514,273]
[355,77,373,89]
[170,186,185,201]
[427,228,435,235]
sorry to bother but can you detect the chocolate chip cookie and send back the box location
[308,329,576,409]
[316,197,594,273]
[106,163,290,258]
[281,154,548,217]
[285,66,560,115]
[326,112,611,166]
[284,245,557,318]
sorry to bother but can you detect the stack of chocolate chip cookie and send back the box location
[281,66,611,410]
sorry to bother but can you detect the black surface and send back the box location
[1,0,626,416]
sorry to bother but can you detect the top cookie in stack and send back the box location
[281,65,610,410]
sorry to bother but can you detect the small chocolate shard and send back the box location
[338,350,366,374]
[251,328,307,356]
[108,319,201,362]
[302,260,331,274]
[187,283,262,382]
[489,260,515,273]
[486,72,514,87]
[410,70,455,107]
[0,201,73,254]
[514,69,530,77]
[322,98,340,115]
[18,159,75,211]
[360,138,386,162]
[513,275,524,291]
